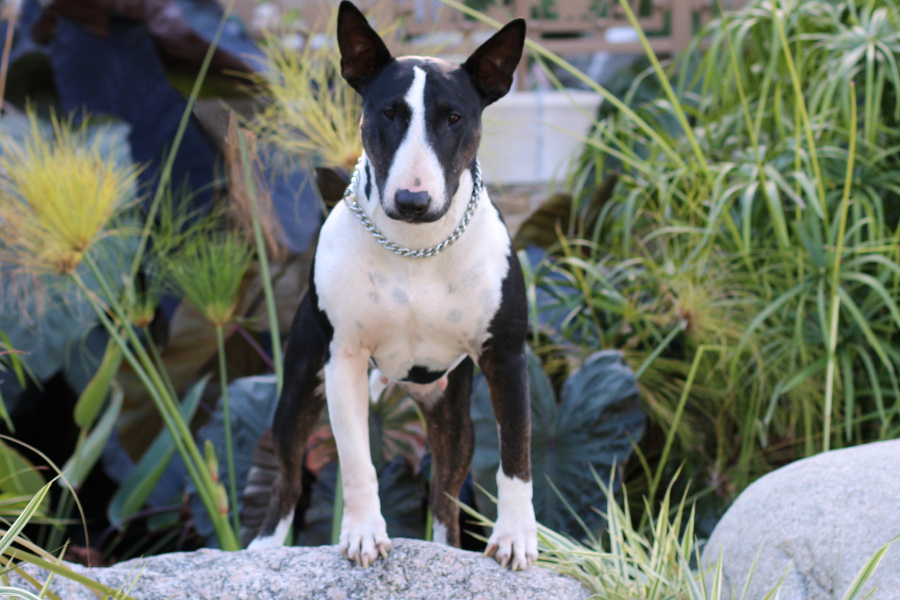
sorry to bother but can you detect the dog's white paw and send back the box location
[485,473,538,570]
[247,535,281,551]
[247,511,293,551]
[485,516,538,570]
[338,508,392,567]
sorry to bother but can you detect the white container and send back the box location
[480,89,602,185]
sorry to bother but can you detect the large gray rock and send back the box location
[12,538,590,600]
[703,440,900,599]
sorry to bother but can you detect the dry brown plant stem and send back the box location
[0,15,15,115]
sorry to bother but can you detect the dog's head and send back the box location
[337,1,525,224]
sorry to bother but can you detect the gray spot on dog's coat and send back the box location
[392,287,410,305]
[368,292,379,303]
[461,264,482,288]
[369,272,389,287]
[447,309,463,323]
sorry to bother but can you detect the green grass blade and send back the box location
[0,586,45,600]
[614,0,709,175]
[0,480,52,559]
[128,0,237,281]
[435,0,684,166]
[235,127,283,394]
[840,538,895,600]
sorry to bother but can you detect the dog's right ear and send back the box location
[462,18,526,106]
[337,1,392,92]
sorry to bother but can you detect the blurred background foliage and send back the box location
[518,0,900,535]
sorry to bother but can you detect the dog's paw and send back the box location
[247,511,294,551]
[247,535,281,551]
[338,509,392,567]
[484,516,538,571]
[485,474,538,570]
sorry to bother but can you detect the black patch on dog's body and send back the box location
[478,249,530,481]
[404,365,446,385]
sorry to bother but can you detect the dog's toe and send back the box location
[486,516,538,570]
[338,512,391,567]
[486,532,537,570]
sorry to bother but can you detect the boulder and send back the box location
[12,538,590,600]
[703,440,900,599]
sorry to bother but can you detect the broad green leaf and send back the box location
[107,376,208,527]
[0,440,46,501]
[189,374,279,541]
[61,385,123,489]
[73,339,123,428]
[472,347,645,537]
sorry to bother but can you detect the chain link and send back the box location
[342,157,483,259]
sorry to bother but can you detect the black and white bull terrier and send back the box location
[249,1,537,570]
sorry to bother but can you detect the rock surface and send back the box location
[703,440,900,600]
[13,538,590,600]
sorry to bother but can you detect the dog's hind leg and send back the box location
[249,292,329,549]
[420,357,475,547]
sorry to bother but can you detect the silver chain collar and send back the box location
[342,157,483,259]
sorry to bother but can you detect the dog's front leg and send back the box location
[478,343,538,570]
[325,346,391,566]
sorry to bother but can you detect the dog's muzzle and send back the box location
[394,189,432,221]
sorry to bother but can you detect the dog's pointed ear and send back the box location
[337,1,393,92]
[462,19,526,105]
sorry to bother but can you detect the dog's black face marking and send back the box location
[404,365,446,385]
[364,161,372,201]
[338,4,525,225]
[354,59,484,223]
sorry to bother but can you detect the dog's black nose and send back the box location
[394,189,431,218]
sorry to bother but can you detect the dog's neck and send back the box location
[351,152,482,254]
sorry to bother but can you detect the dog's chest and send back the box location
[314,202,511,382]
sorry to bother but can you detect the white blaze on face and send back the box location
[383,66,446,216]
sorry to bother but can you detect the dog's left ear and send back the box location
[337,1,393,92]
[462,19,526,105]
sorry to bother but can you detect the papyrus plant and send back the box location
[0,112,137,276]
[251,20,363,172]
[0,110,241,550]
[165,226,254,534]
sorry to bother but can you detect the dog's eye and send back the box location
[383,109,395,120]
[448,113,461,125]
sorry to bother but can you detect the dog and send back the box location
[249,0,537,571]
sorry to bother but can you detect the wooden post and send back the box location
[670,0,693,53]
